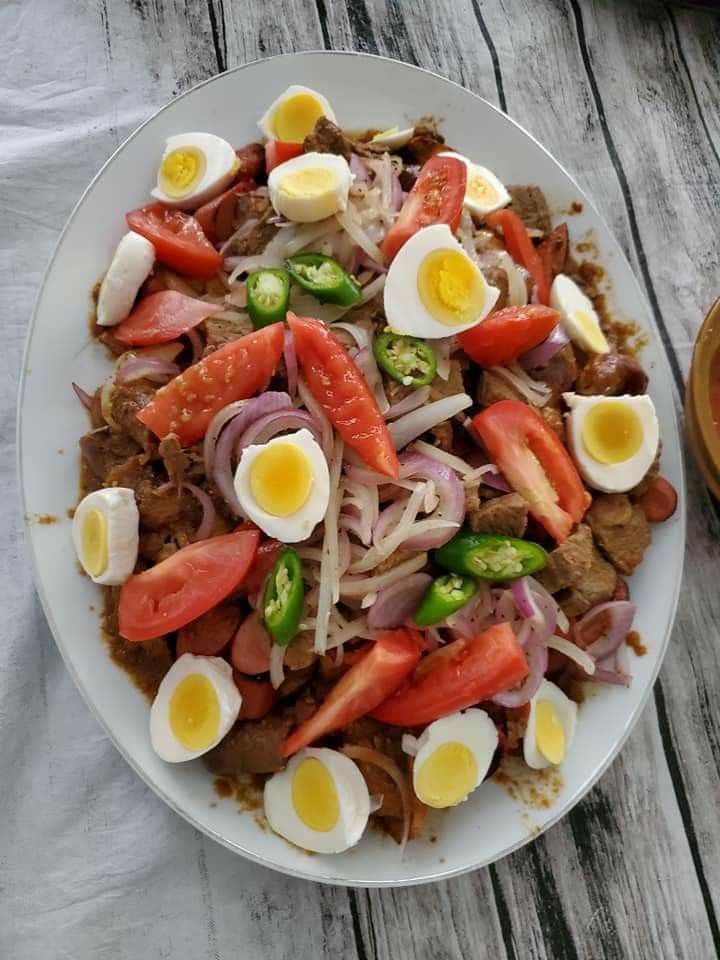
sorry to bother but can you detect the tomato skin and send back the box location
[114,290,223,346]
[265,140,304,172]
[486,209,550,305]
[635,476,677,523]
[371,623,527,726]
[194,179,255,244]
[230,611,272,674]
[282,628,423,757]
[287,313,399,478]
[472,400,590,542]
[381,155,467,261]
[176,602,241,657]
[137,323,285,444]
[458,305,560,367]
[126,203,222,280]
[118,530,259,642]
[239,538,283,596]
[234,673,278,719]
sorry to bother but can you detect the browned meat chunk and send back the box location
[105,455,193,531]
[507,185,551,235]
[629,443,661,497]
[586,494,651,575]
[284,631,317,671]
[203,312,253,351]
[557,545,617,618]
[383,376,413,408]
[204,715,294,776]
[225,194,276,257]
[465,481,481,520]
[430,420,453,451]
[176,602,240,657]
[537,223,569,280]
[234,142,265,181]
[482,265,509,311]
[428,357,466,450]
[401,123,446,166]
[478,369,525,408]
[374,549,417,575]
[529,344,577,397]
[537,524,593,593]
[577,352,649,396]
[109,380,156,448]
[159,434,188,489]
[80,429,141,485]
[466,493,528,537]
[540,404,565,440]
[303,116,352,160]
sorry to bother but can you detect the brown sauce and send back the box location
[626,630,647,657]
[493,756,564,810]
[30,513,59,525]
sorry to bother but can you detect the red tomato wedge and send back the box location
[287,313,399,478]
[472,400,590,542]
[118,529,259,642]
[486,209,550,305]
[127,203,222,280]
[458,305,560,367]
[235,674,278,719]
[265,140,304,172]
[371,623,527,726]
[238,538,283,596]
[230,611,272,674]
[137,323,285,444]
[114,291,224,346]
[381,154,467,261]
[282,628,423,757]
[176,602,241,657]
[194,179,255,244]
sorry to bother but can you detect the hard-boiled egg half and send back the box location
[439,151,511,219]
[384,223,499,339]
[371,126,415,150]
[551,274,610,354]
[151,132,240,210]
[150,654,241,762]
[264,747,370,853]
[96,231,156,327]
[412,710,498,809]
[268,152,352,223]
[563,392,659,493]
[234,429,330,542]
[259,85,336,143]
[523,679,577,770]
[72,488,139,585]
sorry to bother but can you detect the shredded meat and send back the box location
[109,380,156,449]
[540,404,565,440]
[105,455,196,532]
[577,351,649,396]
[80,429,141,485]
[466,493,528,538]
[303,116,352,160]
[537,524,594,593]
[482,265,509,311]
[225,194,276,257]
[159,434,189,489]
[507,185,551,235]
[557,545,618,618]
[586,494,651,576]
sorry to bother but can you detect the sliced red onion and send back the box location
[491,637,548,707]
[115,357,180,384]
[183,482,216,541]
[369,794,384,814]
[482,470,512,493]
[283,328,298,398]
[384,386,431,420]
[388,394,472,451]
[520,325,571,370]
[391,173,403,211]
[577,601,636,661]
[589,667,631,687]
[367,573,432,629]
[269,643,286,690]
[397,452,466,550]
[350,153,370,183]
[186,327,203,363]
[72,382,94,410]
[236,410,321,454]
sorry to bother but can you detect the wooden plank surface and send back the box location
[1,1,719,958]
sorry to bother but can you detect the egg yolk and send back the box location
[280,167,337,199]
[81,509,108,577]
[417,248,486,326]
[573,309,609,353]
[169,674,220,751]
[250,442,312,516]
[415,742,478,808]
[535,701,566,765]
[272,94,326,143]
[292,758,339,831]
[467,173,498,206]
[159,146,206,197]
[582,400,643,464]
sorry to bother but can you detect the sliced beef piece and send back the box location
[478,369,526,408]
[159,434,189,489]
[540,404,565,440]
[537,523,593,593]
[80,429,142,485]
[529,343,577,397]
[507,185,552,235]
[203,312,253,351]
[537,223,569,280]
[466,493,528,537]
[374,549,417,576]
[204,714,294,776]
[557,545,617,618]
[109,380,156,449]
[483,265,509,311]
[401,123,446,166]
[105,455,193,531]
[225,194,276,257]
[586,494,651,576]
[576,351,649,396]
[303,116,352,160]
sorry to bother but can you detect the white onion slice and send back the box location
[388,394,472,450]
[339,552,428,598]
[547,635,596,676]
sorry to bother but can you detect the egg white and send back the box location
[412,709,499,808]
[151,132,239,210]
[258,85,336,141]
[96,231,156,327]
[550,274,610,354]
[71,487,139,585]
[267,151,352,223]
[383,223,499,339]
[150,654,241,763]
[439,151,511,219]
[523,679,577,771]
[371,126,415,150]
[563,392,659,493]
[264,747,370,854]
[234,429,330,542]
